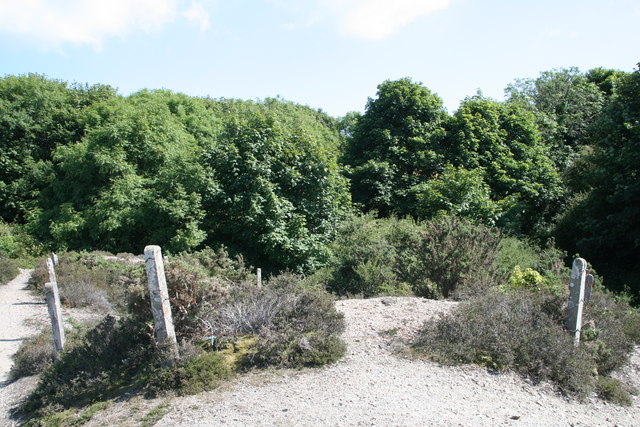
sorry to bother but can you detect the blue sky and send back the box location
[1,0,639,117]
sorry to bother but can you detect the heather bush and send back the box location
[413,287,639,403]
[414,290,595,397]
[0,257,20,285]
[17,315,158,420]
[28,251,144,313]
[9,331,54,380]
[18,248,346,422]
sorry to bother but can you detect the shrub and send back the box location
[317,214,411,297]
[9,331,54,380]
[207,279,346,369]
[582,288,640,375]
[413,290,596,398]
[18,316,157,420]
[146,351,231,396]
[412,216,505,299]
[27,251,145,313]
[0,221,43,259]
[595,376,634,406]
[413,287,640,403]
[0,257,20,285]
[496,237,568,295]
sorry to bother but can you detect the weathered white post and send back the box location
[144,245,178,355]
[566,258,587,346]
[46,257,57,285]
[257,268,262,287]
[51,252,59,266]
[45,282,65,357]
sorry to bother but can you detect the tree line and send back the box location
[0,65,638,298]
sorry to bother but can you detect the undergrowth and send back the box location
[413,287,640,404]
[15,247,345,423]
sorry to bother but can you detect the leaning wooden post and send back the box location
[144,245,178,356]
[565,258,587,346]
[45,282,65,357]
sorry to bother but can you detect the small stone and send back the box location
[510,415,521,420]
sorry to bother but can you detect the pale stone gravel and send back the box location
[2,286,639,426]
[152,297,640,427]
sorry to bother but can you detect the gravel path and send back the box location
[0,269,46,383]
[151,297,640,427]
[1,288,639,426]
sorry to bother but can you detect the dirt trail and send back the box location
[0,269,46,383]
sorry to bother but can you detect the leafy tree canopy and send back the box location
[345,78,448,216]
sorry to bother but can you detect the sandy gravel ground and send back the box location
[149,297,640,427]
[1,281,639,426]
[0,269,46,383]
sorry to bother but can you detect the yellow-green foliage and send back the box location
[509,265,545,289]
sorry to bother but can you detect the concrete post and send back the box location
[51,252,59,266]
[565,258,587,346]
[45,282,65,357]
[257,268,262,287]
[144,245,178,354]
[46,257,57,285]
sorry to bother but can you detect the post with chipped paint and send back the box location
[565,258,587,346]
[45,281,65,357]
[144,245,178,355]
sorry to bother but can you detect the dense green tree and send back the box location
[505,68,605,170]
[555,65,640,298]
[31,93,212,253]
[201,107,351,272]
[0,74,117,222]
[30,91,350,271]
[446,96,563,236]
[411,165,500,224]
[345,78,448,216]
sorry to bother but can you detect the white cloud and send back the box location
[328,0,451,40]
[183,1,210,32]
[0,0,209,49]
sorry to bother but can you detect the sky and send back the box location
[1,0,639,117]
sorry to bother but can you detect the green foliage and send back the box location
[31,93,211,254]
[554,65,640,300]
[0,220,43,259]
[0,74,116,222]
[411,165,499,224]
[505,67,606,170]
[315,214,412,297]
[412,216,506,299]
[345,78,448,216]
[313,214,510,299]
[595,376,634,406]
[447,96,563,237]
[202,107,351,272]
